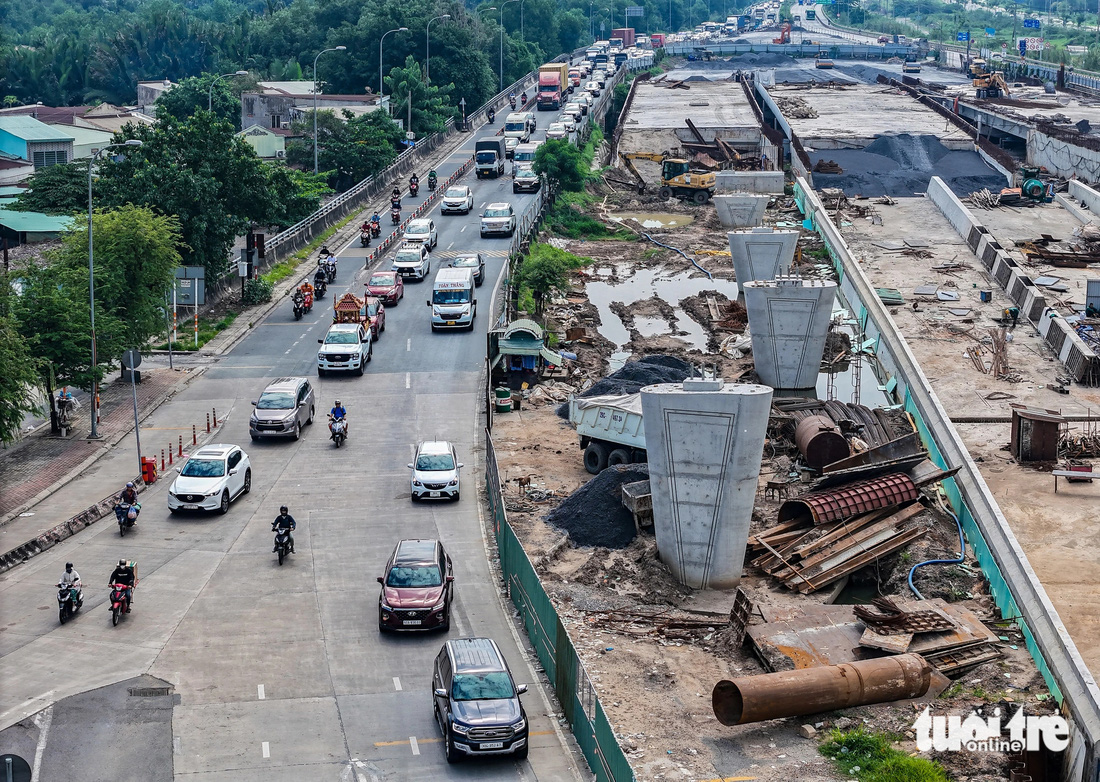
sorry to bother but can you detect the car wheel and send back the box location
[357,360,365,376]
[411,492,420,503]
[584,441,609,474]
[514,742,529,760]
[243,469,252,494]
[307,406,315,424]
[219,490,230,515]
[250,433,257,441]
[317,367,325,377]
[513,186,519,194]
[608,447,631,467]
[445,737,462,764]
[381,320,386,333]
[292,422,300,441]
[367,345,373,363]
[453,491,460,502]
[441,607,450,632]
[169,506,179,515]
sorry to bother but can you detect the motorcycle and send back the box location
[329,415,348,448]
[520,91,527,105]
[370,217,381,238]
[409,180,420,198]
[114,502,140,537]
[318,255,337,283]
[313,270,328,299]
[509,97,516,111]
[292,291,306,321]
[273,526,293,566]
[391,207,401,225]
[109,583,131,626]
[428,173,438,192]
[57,582,83,624]
[360,228,372,247]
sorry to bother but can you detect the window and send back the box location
[297,384,309,404]
[270,115,282,129]
[32,150,67,168]
[227,451,241,469]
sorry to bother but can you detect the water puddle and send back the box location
[815,296,893,408]
[609,212,696,229]
[586,267,739,355]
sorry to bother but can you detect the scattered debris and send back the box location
[546,464,649,548]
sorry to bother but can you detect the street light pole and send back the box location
[208,70,249,112]
[520,0,526,40]
[426,14,451,85]
[313,46,346,175]
[87,139,143,440]
[502,0,520,93]
[380,27,409,113]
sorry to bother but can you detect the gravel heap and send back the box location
[556,354,693,418]
[809,134,1006,198]
[547,464,649,549]
[731,52,797,66]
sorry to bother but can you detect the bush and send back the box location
[514,243,590,314]
[242,277,274,305]
[820,727,950,782]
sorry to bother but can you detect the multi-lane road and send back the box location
[0,104,584,780]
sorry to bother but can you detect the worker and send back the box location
[1004,306,1020,327]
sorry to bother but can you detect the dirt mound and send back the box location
[546,464,649,548]
[556,354,693,418]
[731,52,796,66]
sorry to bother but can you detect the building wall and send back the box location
[0,130,27,161]
[238,128,286,159]
[27,140,73,168]
[241,94,297,131]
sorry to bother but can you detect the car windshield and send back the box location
[395,251,422,264]
[416,453,456,471]
[369,274,395,287]
[181,458,225,478]
[517,168,535,178]
[367,301,380,316]
[324,331,359,344]
[256,391,295,410]
[452,256,479,268]
[386,564,442,588]
[445,188,466,198]
[476,151,497,162]
[407,224,429,235]
[452,672,515,701]
[434,289,471,305]
[484,208,511,218]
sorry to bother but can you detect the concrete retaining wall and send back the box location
[1029,129,1100,184]
[796,175,1100,781]
[715,170,785,194]
[1069,180,1100,217]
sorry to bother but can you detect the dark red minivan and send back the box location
[378,539,454,632]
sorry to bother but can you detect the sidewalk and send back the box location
[0,367,200,525]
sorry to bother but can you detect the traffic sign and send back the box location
[625,5,644,16]
[405,131,416,140]
[121,349,142,370]
[956,31,970,41]
[1023,18,1041,28]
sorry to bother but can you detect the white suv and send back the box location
[392,242,431,280]
[480,203,517,238]
[317,323,372,376]
[403,218,439,249]
[168,444,251,515]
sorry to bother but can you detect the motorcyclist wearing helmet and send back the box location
[119,482,138,506]
[391,186,401,201]
[330,400,347,420]
[272,506,297,553]
[410,172,419,187]
[60,562,82,604]
[108,559,136,611]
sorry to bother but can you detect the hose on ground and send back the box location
[641,232,713,279]
[907,494,965,600]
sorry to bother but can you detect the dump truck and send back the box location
[537,63,569,110]
[568,394,647,474]
[475,137,506,178]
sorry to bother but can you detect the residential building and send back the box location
[0,117,74,169]
[65,125,115,159]
[137,80,176,115]
[240,86,386,131]
[0,152,34,186]
[0,209,73,245]
[236,125,294,160]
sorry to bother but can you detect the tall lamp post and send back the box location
[208,70,248,112]
[87,139,143,440]
[379,27,409,113]
[426,14,451,85]
[501,0,520,93]
[313,46,347,175]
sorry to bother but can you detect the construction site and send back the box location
[480,47,1100,782]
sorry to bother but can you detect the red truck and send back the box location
[650,33,666,47]
[537,63,568,111]
[611,28,636,47]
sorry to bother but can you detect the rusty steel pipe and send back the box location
[794,414,850,470]
[712,653,932,726]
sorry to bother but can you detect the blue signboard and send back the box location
[1019,39,1028,55]
[1023,18,1040,28]
[985,27,995,35]
[956,31,970,41]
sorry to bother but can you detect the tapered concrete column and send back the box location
[728,227,799,294]
[744,276,837,389]
[713,194,770,229]
[640,378,773,589]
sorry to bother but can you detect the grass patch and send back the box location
[820,727,950,782]
[154,311,239,351]
[260,210,359,286]
[545,192,634,241]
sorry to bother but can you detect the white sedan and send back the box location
[584,81,601,96]
[441,185,474,215]
[168,444,251,515]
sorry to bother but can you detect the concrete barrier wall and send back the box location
[715,171,785,194]
[926,176,982,243]
[1069,180,1100,217]
[1030,129,1100,184]
[796,175,1100,781]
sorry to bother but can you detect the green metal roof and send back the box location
[0,116,75,143]
[0,208,74,233]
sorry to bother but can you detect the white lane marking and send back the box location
[409,736,420,756]
[173,736,181,753]
[284,347,293,354]
[262,741,271,759]
[405,372,411,389]
[393,677,402,691]
[32,705,53,781]
[479,201,487,208]
[257,684,265,700]
[447,242,454,250]
[460,225,467,233]
[406,338,411,352]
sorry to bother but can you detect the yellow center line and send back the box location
[374,730,554,748]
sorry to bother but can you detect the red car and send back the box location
[378,539,454,632]
[366,270,404,306]
[365,296,386,339]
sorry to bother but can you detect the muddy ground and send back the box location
[493,183,1055,781]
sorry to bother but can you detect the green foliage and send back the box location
[820,727,950,782]
[0,313,42,444]
[155,73,257,130]
[11,160,89,215]
[155,311,237,351]
[264,167,333,228]
[243,277,274,304]
[384,56,454,137]
[533,139,585,192]
[545,192,633,240]
[261,260,298,285]
[514,242,589,313]
[288,109,403,191]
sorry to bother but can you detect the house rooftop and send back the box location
[0,116,75,143]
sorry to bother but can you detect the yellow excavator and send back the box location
[618,152,718,204]
[970,59,1010,99]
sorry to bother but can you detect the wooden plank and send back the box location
[792,527,927,592]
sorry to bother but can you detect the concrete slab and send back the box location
[713,194,770,228]
[744,276,837,388]
[716,170,786,194]
[727,227,798,290]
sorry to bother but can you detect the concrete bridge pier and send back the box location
[744,276,837,389]
[727,227,799,295]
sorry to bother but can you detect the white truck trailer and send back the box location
[568,394,647,474]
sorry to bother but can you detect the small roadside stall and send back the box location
[489,318,571,389]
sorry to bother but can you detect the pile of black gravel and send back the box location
[556,355,693,418]
[547,464,649,549]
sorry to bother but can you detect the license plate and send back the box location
[446,321,455,326]
[480,742,504,749]
[403,620,422,626]
[430,491,441,497]
[183,504,199,510]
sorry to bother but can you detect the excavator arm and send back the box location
[618,152,649,193]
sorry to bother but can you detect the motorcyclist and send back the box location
[119,482,138,507]
[390,195,402,211]
[410,173,419,188]
[330,399,347,420]
[520,90,527,104]
[487,106,496,123]
[60,562,82,605]
[391,186,401,202]
[272,506,297,554]
[108,559,135,612]
[370,213,381,236]
[428,169,438,190]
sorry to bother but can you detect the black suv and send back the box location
[432,637,529,762]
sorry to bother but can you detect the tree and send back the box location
[385,56,455,137]
[514,244,588,314]
[533,139,586,192]
[288,109,403,191]
[155,73,257,130]
[10,159,89,214]
[264,167,333,228]
[0,314,41,445]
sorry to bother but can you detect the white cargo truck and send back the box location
[568,394,647,474]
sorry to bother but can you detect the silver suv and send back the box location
[392,242,431,280]
[480,203,516,238]
[249,377,315,440]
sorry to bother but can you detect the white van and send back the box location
[428,267,476,331]
[504,112,534,142]
[513,141,541,167]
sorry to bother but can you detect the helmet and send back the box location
[65,562,73,571]
[119,559,127,567]
[334,400,341,406]
[280,505,288,514]
[126,482,134,488]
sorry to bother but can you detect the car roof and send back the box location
[408,218,432,227]
[394,538,440,565]
[486,202,511,210]
[328,323,360,332]
[447,637,507,674]
[193,444,237,458]
[418,440,454,455]
[370,270,396,278]
[262,377,306,393]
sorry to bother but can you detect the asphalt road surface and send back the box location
[0,104,583,781]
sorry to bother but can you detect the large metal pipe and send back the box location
[794,414,850,470]
[712,653,932,725]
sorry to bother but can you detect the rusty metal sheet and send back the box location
[860,627,914,653]
[822,432,924,474]
[778,473,919,526]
